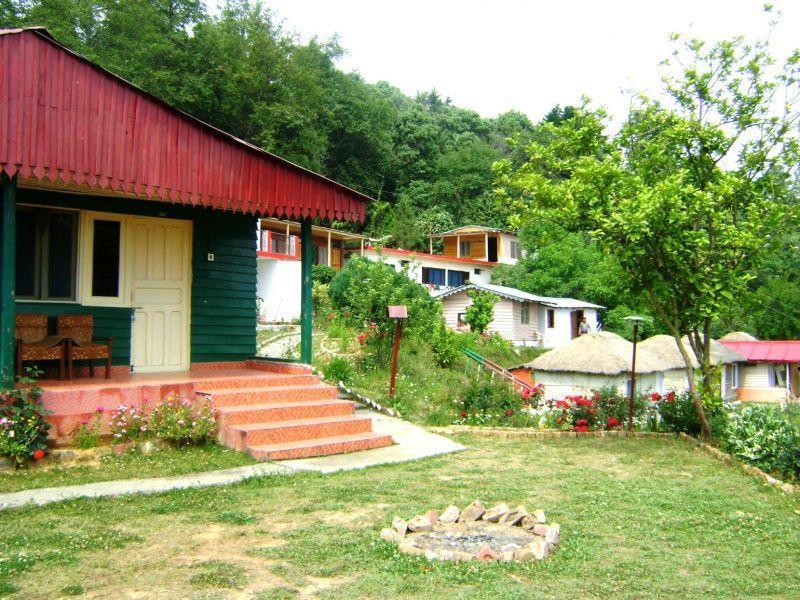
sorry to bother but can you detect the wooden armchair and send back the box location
[15,314,65,380]
[56,315,113,379]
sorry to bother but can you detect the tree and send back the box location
[465,290,497,334]
[496,23,800,438]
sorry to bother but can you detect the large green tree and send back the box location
[496,25,800,438]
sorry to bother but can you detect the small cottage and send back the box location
[719,332,800,403]
[528,331,662,399]
[434,282,602,348]
[638,334,744,401]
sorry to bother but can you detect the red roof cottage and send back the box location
[0,27,391,458]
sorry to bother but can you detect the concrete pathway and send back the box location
[0,409,464,509]
[280,408,466,473]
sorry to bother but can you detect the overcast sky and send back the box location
[210,1,800,125]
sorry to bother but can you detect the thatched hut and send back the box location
[638,335,744,400]
[529,332,662,400]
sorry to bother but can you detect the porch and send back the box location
[40,360,392,460]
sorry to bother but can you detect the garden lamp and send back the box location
[388,305,408,398]
[624,316,647,432]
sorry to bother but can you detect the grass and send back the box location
[0,435,798,598]
[318,331,546,426]
[0,444,256,493]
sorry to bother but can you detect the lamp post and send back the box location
[624,316,647,432]
[387,305,408,398]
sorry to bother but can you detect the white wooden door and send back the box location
[130,217,192,372]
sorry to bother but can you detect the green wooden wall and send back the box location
[15,189,257,367]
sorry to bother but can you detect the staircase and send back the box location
[462,348,536,394]
[197,362,393,460]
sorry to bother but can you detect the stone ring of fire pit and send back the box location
[380,500,560,562]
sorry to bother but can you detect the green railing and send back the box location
[462,348,534,393]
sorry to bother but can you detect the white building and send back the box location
[434,282,602,348]
[256,219,367,323]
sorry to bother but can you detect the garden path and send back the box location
[0,409,463,509]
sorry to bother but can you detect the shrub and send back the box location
[465,290,497,334]
[150,396,217,445]
[454,378,534,426]
[546,390,649,432]
[312,282,331,314]
[329,258,442,364]
[723,405,800,479]
[322,357,355,385]
[73,407,104,449]
[429,323,462,368]
[109,405,150,442]
[312,264,337,285]
[0,375,50,466]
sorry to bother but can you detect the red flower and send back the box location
[666,391,676,403]
[327,313,336,320]
[650,392,662,403]
[574,425,589,432]
[504,409,514,416]
[575,419,588,426]
[460,412,468,418]
[606,417,620,429]
[33,449,45,460]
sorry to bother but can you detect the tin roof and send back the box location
[433,282,604,309]
[0,28,370,222]
[719,340,800,363]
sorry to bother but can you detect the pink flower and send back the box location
[96,406,105,413]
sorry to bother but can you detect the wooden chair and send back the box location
[15,314,65,380]
[56,315,113,379]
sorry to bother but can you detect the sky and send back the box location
[208,1,800,125]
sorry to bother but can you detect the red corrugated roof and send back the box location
[0,28,369,222]
[365,246,496,267]
[719,340,800,363]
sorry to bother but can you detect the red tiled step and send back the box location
[206,384,339,407]
[194,374,317,392]
[226,415,373,450]
[215,399,356,427]
[249,431,394,461]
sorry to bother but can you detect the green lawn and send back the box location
[1,435,798,598]
[0,445,255,494]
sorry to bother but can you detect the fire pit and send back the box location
[380,500,560,562]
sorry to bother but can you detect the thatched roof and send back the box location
[530,331,662,375]
[719,331,759,342]
[638,334,745,369]
[638,335,699,370]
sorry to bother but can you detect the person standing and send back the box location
[578,317,591,336]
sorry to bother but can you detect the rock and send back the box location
[475,545,499,561]
[532,508,546,523]
[529,538,549,560]
[53,450,76,463]
[407,515,433,533]
[458,500,486,522]
[0,456,13,470]
[501,550,515,562]
[482,502,510,523]
[380,528,398,542]
[424,549,439,560]
[139,440,157,455]
[391,516,408,536]
[513,546,535,562]
[499,505,527,526]
[425,509,439,525]
[439,505,460,523]
[781,483,795,494]
[532,524,549,537]
[520,516,538,531]
[545,523,560,545]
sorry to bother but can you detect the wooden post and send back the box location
[300,218,313,364]
[627,320,640,432]
[360,238,364,257]
[0,175,15,386]
[485,232,489,261]
[389,319,403,398]
[327,230,332,267]
[456,235,461,258]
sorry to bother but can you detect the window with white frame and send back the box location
[521,302,529,324]
[547,308,555,328]
[81,212,127,306]
[509,240,521,259]
[459,240,472,256]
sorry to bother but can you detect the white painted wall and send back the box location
[363,249,495,290]
[739,363,770,388]
[539,307,598,349]
[535,371,659,400]
[257,258,301,322]
[497,232,523,265]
